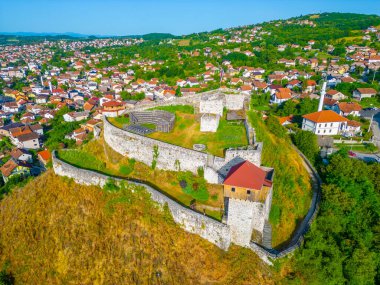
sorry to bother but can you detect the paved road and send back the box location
[372,113,380,148]
[349,151,380,163]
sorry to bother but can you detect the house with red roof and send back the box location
[102,100,126,117]
[222,160,274,246]
[271,88,292,104]
[37,149,52,166]
[353,88,377,101]
[223,161,274,202]
[302,110,349,135]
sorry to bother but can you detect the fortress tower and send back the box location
[223,161,274,247]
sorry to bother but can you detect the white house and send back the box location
[325,90,346,100]
[2,102,19,113]
[270,88,292,104]
[302,110,349,135]
[353,88,377,100]
[336,102,362,117]
[63,111,89,122]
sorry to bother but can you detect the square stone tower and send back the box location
[223,161,274,247]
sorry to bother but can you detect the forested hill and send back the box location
[183,12,380,44]
[259,13,380,44]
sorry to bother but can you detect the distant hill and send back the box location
[123,33,178,40]
[0,32,178,40]
[0,31,94,38]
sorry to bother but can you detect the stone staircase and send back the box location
[262,220,272,249]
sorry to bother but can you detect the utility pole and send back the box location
[369,113,374,131]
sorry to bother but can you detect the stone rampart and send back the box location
[52,152,231,250]
[104,117,210,173]
[225,94,245,110]
[104,118,263,182]
[125,88,250,113]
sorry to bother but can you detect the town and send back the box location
[1,15,379,184]
[0,10,379,285]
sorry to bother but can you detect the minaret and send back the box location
[49,81,53,93]
[318,81,327,112]
[40,76,44,86]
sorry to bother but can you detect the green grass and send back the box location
[334,143,378,153]
[140,123,156,129]
[253,105,270,111]
[147,110,248,157]
[358,96,380,108]
[58,150,106,171]
[108,116,130,128]
[151,105,194,114]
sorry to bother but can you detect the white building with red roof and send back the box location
[302,110,349,135]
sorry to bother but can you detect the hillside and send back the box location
[0,171,277,284]
[248,111,312,247]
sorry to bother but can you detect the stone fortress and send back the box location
[101,89,275,250]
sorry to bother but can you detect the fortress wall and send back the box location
[225,94,245,110]
[104,118,209,173]
[126,88,249,114]
[226,198,267,247]
[104,117,263,182]
[199,98,224,116]
[244,119,256,145]
[52,153,231,250]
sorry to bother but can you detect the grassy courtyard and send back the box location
[146,105,248,157]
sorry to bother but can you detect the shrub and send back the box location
[103,179,120,192]
[119,159,136,176]
[177,171,209,201]
[197,167,204,177]
[266,115,287,138]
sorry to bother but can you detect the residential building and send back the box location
[336,102,362,117]
[302,110,349,135]
[353,88,377,100]
[271,88,292,104]
[0,159,31,182]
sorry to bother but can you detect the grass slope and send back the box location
[0,171,276,284]
[248,111,313,248]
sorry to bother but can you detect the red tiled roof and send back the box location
[338,102,362,113]
[224,161,272,190]
[37,149,51,161]
[275,88,291,99]
[278,115,294,125]
[303,110,348,123]
[356,88,377,95]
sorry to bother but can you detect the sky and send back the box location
[1,0,380,36]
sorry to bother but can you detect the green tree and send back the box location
[292,130,319,164]
[266,116,287,138]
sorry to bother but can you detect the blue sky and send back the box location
[1,0,380,36]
